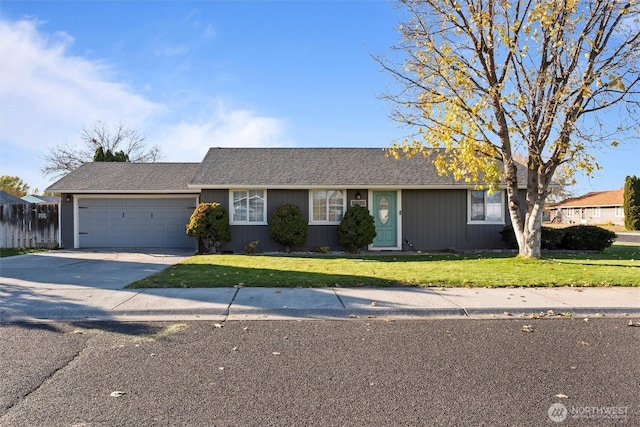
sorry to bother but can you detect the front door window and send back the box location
[378,196,389,225]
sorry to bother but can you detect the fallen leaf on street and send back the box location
[214,323,224,328]
[627,320,640,327]
[110,391,126,398]
[520,325,534,333]
[272,352,281,355]
[555,393,569,399]
[579,340,589,346]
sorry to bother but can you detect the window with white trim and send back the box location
[468,190,505,223]
[615,206,624,217]
[230,190,266,224]
[591,207,601,217]
[310,190,345,224]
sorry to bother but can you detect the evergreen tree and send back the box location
[624,176,640,231]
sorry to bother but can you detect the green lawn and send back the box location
[0,248,49,258]
[127,244,640,289]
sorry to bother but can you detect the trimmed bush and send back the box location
[338,204,376,253]
[542,227,565,250]
[185,202,231,253]
[500,225,519,249]
[624,175,640,231]
[501,224,614,251]
[244,240,260,254]
[501,225,565,250]
[269,204,308,251]
[561,225,616,251]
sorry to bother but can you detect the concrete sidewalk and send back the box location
[1,285,638,322]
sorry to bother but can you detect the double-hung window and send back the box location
[468,190,505,224]
[310,190,345,224]
[230,190,266,224]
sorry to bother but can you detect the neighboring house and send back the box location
[551,189,625,226]
[0,191,27,204]
[47,148,528,252]
[21,195,59,204]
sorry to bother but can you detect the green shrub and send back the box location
[561,225,616,251]
[269,204,308,251]
[500,225,518,249]
[624,175,640,231]
[314,246,330,254]
[185,202,231,253]
[501,225,565,250]
[244,240,260,254]
[338,204,376,253]
[542,227,565,250]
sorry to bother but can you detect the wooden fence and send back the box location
[0,203,59,249]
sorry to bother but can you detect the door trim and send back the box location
[368,190,402,251]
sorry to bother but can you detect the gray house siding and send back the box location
[402,189,511,251]
[202,188,517,253]
[201,189,366,252]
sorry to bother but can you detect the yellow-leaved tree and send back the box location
[378,0,639,257]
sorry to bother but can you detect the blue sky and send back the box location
[1,1,637,196]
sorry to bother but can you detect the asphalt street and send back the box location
[1,318,638,426]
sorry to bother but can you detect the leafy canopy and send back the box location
[382,0,639,187]
[0,176,30,197]
[379,0,639,257]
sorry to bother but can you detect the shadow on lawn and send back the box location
[127,263,406,289]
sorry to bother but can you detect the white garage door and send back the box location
[78,197,197,248]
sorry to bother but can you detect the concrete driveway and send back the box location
[0,249,209,322]
[0,249,194,290]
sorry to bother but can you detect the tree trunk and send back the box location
[521,206,543,258]
[503,157,548,259]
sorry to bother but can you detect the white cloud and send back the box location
[0,18,292,192]
[0,19,161,143]
[153,103,293,162]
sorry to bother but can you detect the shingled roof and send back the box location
[47,163,201,193]
[555,189,624,208]
[0,191,27,204]
[190,147,527,189]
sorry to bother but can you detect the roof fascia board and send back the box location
[190,184,527,190]
[60,190,201,195]
[71,194,200,199]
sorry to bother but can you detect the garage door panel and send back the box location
[78,197,196,249]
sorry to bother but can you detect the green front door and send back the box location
[372,191,397,248]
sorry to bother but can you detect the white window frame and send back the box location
[309,189,346,225]
[592,207,601,218]
[229,189,267,225]
[467,190,505,224]
[615,206,624,217]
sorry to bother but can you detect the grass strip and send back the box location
[127,244,640,289]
